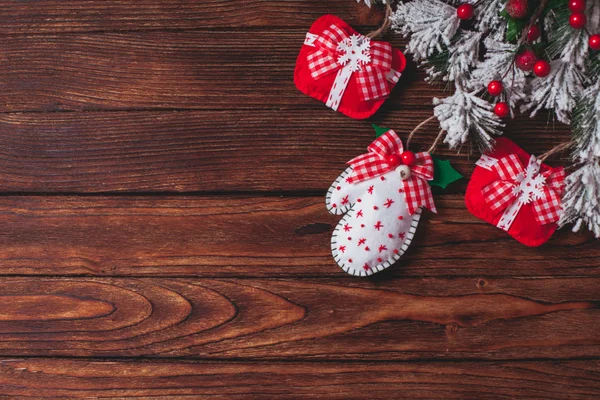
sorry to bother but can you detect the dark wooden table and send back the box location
[0,1,598,398]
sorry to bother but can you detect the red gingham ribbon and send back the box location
[347,130,436,215]
[482,154,565,226]
[306,23,398,102]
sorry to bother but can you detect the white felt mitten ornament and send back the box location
[326,129,438,276]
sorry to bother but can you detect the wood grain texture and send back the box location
[0,0,383,34]
[0,110,570,193]
[0,195,596,278]
[0,31,438,113]
[0,277,595,359]
[0,0,596,394]
[0,359,597,399]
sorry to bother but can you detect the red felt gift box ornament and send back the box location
[465,138,566,247]
[294,15,406,119]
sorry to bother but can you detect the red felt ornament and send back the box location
[569,13,587,29]
[466,138,565,247]
[515,49,538,71]
[487,80,504,96]
[457,3,474,20]
[527,25,541,41]
[589,34,600,50]
[294,15,406,120]
[506,0,528,19]
[533,60,551,77]
[568,0,586,13]
[494,102,510,118]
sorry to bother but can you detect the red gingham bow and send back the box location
[307,23,397,102]
[347,130,437,215]
[482,154,565,226]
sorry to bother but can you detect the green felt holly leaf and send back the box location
[429,155,463,189]
[506,17,527,42]
[373,124,390,138]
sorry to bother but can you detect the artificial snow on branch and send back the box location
[423,32,483,86]
[560,162,600,238]
[521,60,583,124]
[572,80,600,160]
[444,31,483,86]
[546,6,589,68]
[474,0,505,35]
[390,0,460,61]
[433,87,504,152]
[470,38,527,109]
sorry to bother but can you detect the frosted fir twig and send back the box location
[521,60,584,124]
[470,37,526,109]
[546,10,589,68]
[474,0,504,34]
[572,81,600,160]
[390,0,460,61]
[588,0,600,32]
[444,31,483,87]
[433,87,504,152]
[560,162,600,238]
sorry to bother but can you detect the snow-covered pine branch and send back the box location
[433,87,504,152]
[474,0,505,36]
[546,9,589,69]
[390,0,460,61]
[560,161,600,238]
[445,31,483,86]
[523,3,591,123]
[470,37,527,109]
[422,31,482,85]
[572,80,600,160]
[521,60,583,124]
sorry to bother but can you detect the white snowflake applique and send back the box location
[514,160,546,204]
[337,34,372,72]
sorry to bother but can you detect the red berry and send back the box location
[515,49,538,72]
[506,0,528,19]
[527,25,541,41]
[487,80,504,96]
[387,154,400,166]
[401,151,417,166]
[590,34,600,51]
[569,0,586,12]
[570,13,587,29]
[457,3,474,20]
[533,60,551,77]
[494,102,510,118]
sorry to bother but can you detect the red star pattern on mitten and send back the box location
[326,166,421,276]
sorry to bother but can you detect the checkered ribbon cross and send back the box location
[347,130,436,216]
[304,23,401,111]
[481,154,565,231]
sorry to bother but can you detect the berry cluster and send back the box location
[464,0,600,118]
[568,0,587,29]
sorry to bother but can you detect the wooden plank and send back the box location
[0,277,595,359]
[0,110,570,193]
[0,196,595,278]
[0,30,440,112]
[0,1,383,34]
[0,359,597,399]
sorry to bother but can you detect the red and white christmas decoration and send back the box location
[466,138,566,247]
[326,129,436,276]
[295,15,406,119]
